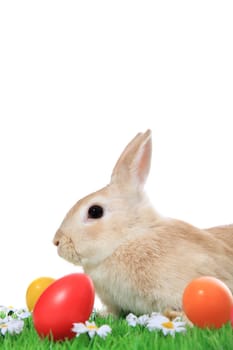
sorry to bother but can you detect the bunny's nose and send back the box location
[53,229,63,246]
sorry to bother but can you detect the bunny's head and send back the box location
[53,130,159,270]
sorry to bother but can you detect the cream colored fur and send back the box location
[53,130,233,316]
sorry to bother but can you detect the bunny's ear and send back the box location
[111,129,152,189]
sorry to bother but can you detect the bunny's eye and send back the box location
[88,205,104,219]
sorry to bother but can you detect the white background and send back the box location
[0,1,232,309]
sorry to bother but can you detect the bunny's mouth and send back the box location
[57,236,82,265]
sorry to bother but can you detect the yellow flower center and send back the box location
[87,325,98,330]
[161,321,174,329]
[0,324,7,328]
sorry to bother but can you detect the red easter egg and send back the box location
[182,276,233,328]
[33,273,95,341]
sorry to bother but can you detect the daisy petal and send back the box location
[97,325,112,338]
[16,311,31,320]
[126,313,138,327]
[72,323,88,336]
[88,330,96,338]
[137,315,150,326]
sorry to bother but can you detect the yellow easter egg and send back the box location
[26,277,55,311]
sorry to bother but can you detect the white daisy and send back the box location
[0,306,16,317]
[126,313,138,327]
[15,309,31,320]
[126,313,150,327]
[147,314,186,336]
[72,321,112,339]
[0,319,24,335]
[137,314,150,326]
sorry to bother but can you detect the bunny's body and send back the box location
[53,130,233,315]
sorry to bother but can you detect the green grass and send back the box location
[1,315,233,350]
